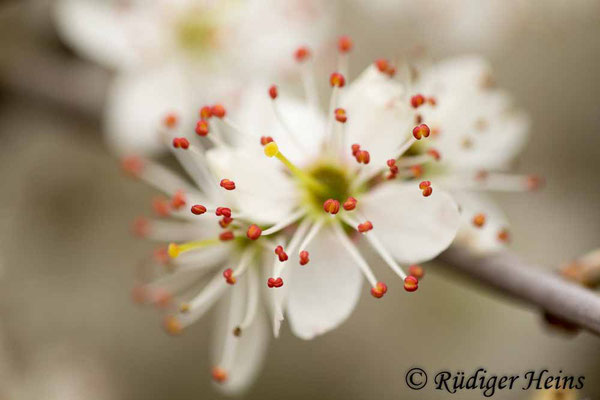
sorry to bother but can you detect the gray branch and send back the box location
[439,246,600,336]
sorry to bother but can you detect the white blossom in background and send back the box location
[53,0,334,155]
[125,38,460,393]
[407,55,538,252]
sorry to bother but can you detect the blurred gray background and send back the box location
[0,1,599,399]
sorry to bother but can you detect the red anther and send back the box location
[260,136,274,146]
[267,277,284,288]
[274,245,288,262]
[219,231,235,241]
[211,104,226,118]
[212,367,228,383]
[334,108,347,123]
[171,190,186,210]
[431,127,441,137]
[215,207,232,218]
[526,175,544,191]
[163,315,183,336]
[195,119,209,136]
[223,268,236,285]
[343,196,357,211]
[355,150,370,164]
[154,247,170,265]
[412,124,431,140]
[199,106,212,119]
[351,143,361,156]
[220,179,236,191]
[152,197,170,217]
[294,46,310,62]
[330,72,346,88]
[131,285,148,304]
[172,137,190,149]
[246,224,262,240]
[370,282,388,298]
[299,250,310,266]
[338,35,353,53]
[427,148,441,161]
[410,94,426,108]
[385,65,397,78]
[219,216,233,228]
[387,159,399,178]
[419,181,433,197]
[408,264,425,280]
[410,165,423,178]
[357,221,373,233]
[153,288,172,308]
[121,156,144,177]
[163,113,178,128]
[404,276,419,292]
[269,85,278,99]
[472,213,486,228]
[374,58,389,73]
[132,217,149,237]
[415,114,423,124]
[323,199,340,215]
[386,159,396,168]
[497,228,510,243]
[427,97,437,106]
[191,204,207,215]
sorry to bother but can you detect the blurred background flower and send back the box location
[0,0,599,399]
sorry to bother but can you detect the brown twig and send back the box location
[439,246,600,336]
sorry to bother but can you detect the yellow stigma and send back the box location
[264,141,327,195]
[168,238,220,259]
[179,303,190,313]
[264,142,279,157]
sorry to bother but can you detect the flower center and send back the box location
[303,161,354,215]
[175,13,218,57]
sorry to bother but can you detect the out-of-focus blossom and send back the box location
[54,0,333,155]
[126,38,460,393]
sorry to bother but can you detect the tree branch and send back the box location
[439,246,600,336]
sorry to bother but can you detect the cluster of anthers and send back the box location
[124,35,468,385]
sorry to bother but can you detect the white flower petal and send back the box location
[54,0,146,69]
[287,226,363,340]
[211,273,269,395]
[452,191,509,254]
[104,63,192,156]
[341,66,415,172]
[360,182,460,264]
[205,146,298,224]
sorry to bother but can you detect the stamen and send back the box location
[261,209,305,236]
[408,264,424,280]
[427,148,441,161]
[222,268,236,285]
[335,108,347,123]
[191,204,207,215]
[269,85,278,99]
[167,238,220,258]
[299,250,310,265]
[153,197,170,217]
[329,72,345,88]
[219,216,233,228]
[263,142,327,194]
[404,276,419,292]
[355,150,370,164]
[351,144,361,157]
[260,136,274,146]
[195,119,209,136]
[410,94,426,108]
[172,137,190,149]
[210,104,226,118]
[274,245,289,262]
[199,106,212,119]
[235,267,260,336]
[211,367,228,383]
[267,277,284,288]
[219,179,236,191]
[294,46,310,63]
[219,231,235,241]
[419,181,433,197]
[215,207,232,217]
[497,228,510,243]
[338,35,353,53]
[332,222,379,288]
[472,213,486,228]
[121,156,144,177]
[163,113,179,129]
[246,224,262,240]
[357,221,373,233]
[412,124,431,140]
[163,315,183,335]
[343,197,357,211]
[410,165,424,178]
[171,190,187,210]
[374,59,395,77]
[370,282,387,298]
[298,219,324,258]
[132,217,150,237]
[323,199,340,215]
